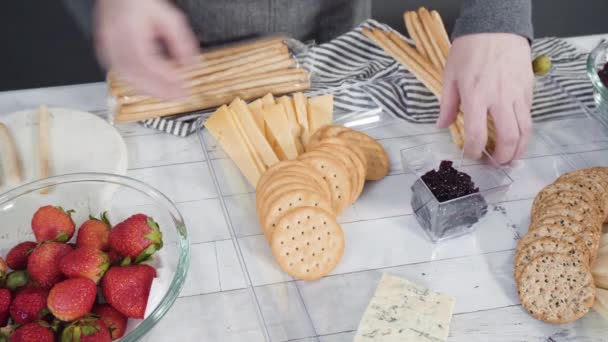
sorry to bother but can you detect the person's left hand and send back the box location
[437,33,534,164]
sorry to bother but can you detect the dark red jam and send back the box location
[421,160,479,202]
[599,62,608,88]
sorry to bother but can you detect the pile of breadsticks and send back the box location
[362,8,496,151]
[108,37,311,122]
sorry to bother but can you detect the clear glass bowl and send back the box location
[0,173,190,341]
[401,140,513,242]
[587,40,608,116]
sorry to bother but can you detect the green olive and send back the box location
[533,55,552,76]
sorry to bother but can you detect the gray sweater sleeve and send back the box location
[452,0,533,40]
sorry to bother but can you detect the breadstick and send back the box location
[404,12,427,58]
[0,122,23,185]
[119,69,308,114]
[118,58,298,105]
[199,36,286,60]
[183,46,289,77]
[38,105,51,193]
[408,12,442,69]
[418,8,447,67]
[114,81,311,122]
[431,10,451,53]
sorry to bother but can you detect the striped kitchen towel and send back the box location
[140,19,597,136]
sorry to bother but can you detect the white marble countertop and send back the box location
[1,34,608,342]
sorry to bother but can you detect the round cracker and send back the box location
[270,206,344,280]
[312,137,368,202]
[532,193,602,226]
[256,171,329,213]
[519,223,586,252]
[260,189,334,241]
[532,202,602,228]
[531,185,599,219]
[299,151,352,214]
[257,180,327,219]
[337,130,389,181]
[307,125,332,148]
[535,215,601,264]
[256,160,332,202]
[311,144,363,204]
[556,173,608,221]
[518,253,595,324]
[514,237,590,282]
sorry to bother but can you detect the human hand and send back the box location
[94,0,200,100]
[437,33,534,164]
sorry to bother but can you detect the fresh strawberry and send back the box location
[0,289,11,327]
[101,265,156,319]
[108,214,162,264]
[9,288,49,324]
[92,304,126,340]
[105,250,121,267]
[76,213,111,251]
[31,205,75,243]
[9,322,54,342]
[6,242,37,271]
[59,247,109,284]
[62,317,111,342]
[5,271,29,292]
[27,242,72,288]
[0,258,6,283]
[48,278,97,322]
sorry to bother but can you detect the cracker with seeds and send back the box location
[270,206,344,280]
[518,253,595,324]
[514,237,590,282]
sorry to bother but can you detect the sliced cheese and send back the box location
[278,96,304,154]
[263,104,299,160]
[355,274,455,342]
[261,93,275,107]
[593,254,608,277]
[293,92,310,144]
[247,99,265,132]
[230,98,279,167]
[228,106,266,174]
[307,94,334,137]
[205,105,263,186]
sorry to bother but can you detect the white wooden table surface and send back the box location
[1,34,608,342]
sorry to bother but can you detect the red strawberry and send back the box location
[105,250,121,267]
[59,247,109,284]
[9,322,54,342]
[27,242,72,288]
[9,288,49,324]
[76,213,111,251]
[31,205,75,243]
[0,289,11,327]
[6,242,37,271]
[101,265,156,319]
[48,278,97,322]
[0,258,6,282]
[108,214,163,264]
[92,304,127,340]
[62,317,111,342]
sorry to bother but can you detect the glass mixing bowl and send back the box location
[0,173,190,341]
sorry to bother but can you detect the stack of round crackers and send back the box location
[515,167,608,324]
[256,125,389,280]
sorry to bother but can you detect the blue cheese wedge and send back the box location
[355,274,455,342]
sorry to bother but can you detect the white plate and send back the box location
[0,107,128,193]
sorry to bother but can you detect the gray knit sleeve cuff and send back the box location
[452,0,533,41]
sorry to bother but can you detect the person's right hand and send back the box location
[94,0,200,100]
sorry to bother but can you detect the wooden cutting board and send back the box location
[0,107,128,193]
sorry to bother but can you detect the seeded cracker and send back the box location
[518,253,595,324]
[514,237,590,281]
[535,215,600,264]
[270,206,344,280]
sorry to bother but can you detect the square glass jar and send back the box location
[401,141,514,242]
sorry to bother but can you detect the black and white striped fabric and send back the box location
[140,19,597,136]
